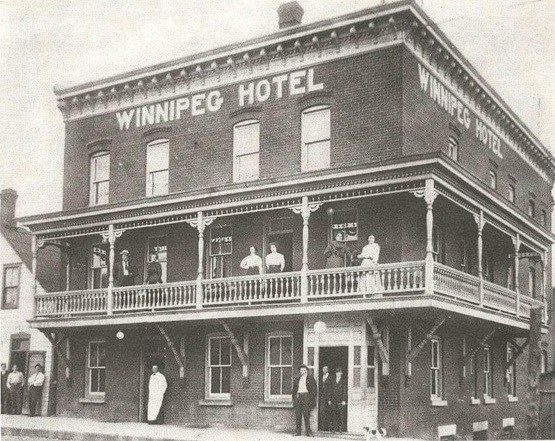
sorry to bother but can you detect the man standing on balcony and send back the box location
[147,365,167,425]
[292,364,316,437]
[114,250,137,287]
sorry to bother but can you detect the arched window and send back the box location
[146,139,169,196]
[301,105,330,171]
[233,120,260,182]
[89,151,110,205]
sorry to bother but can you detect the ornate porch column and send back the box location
[473,211,485,306]
[186,211,214,309]
[31,235,38,318]
[290,197,322,302]
[103,225,123,315]
[542,250,548,324]
[512,234,521,317]
[65,243,71,291]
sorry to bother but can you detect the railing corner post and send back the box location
[196,275,203,309]
[515,289,520,318]
[424,256,434,295]
[479,279,484,307]
[107,286,113,315]
[300,266,308,303]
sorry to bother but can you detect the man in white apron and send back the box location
[147,365,167,424]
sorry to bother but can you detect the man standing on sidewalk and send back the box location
[28,364,45,417]
[291,364,316,437]
[7,364,24,415]
[1,363,9,414]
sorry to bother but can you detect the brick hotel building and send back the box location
[19,1,554,438]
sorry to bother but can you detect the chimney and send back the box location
[277,2,304,29]
[1,188,18,228]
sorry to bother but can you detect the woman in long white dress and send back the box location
[357,235,382,293]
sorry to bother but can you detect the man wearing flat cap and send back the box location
[113,250,138,287]
[291,364,316,437]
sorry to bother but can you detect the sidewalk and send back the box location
[1,415,417,441]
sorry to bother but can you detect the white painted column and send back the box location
[107,224,116,315]
[196,211,205,309]
[542,251,548,323]
[512,234,520,317]
[474,211,485,306]
[31,235,38,318]
[65,246,71,291]
[300,196,310,303]
[424,179,437,295]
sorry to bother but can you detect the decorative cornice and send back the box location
[143,126,172,138]
[86,138,112,149]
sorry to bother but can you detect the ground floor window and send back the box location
[87,341,106,398]
[266,333,293,400]
[207,335,231,399]
[483,345,493,398]
[430,338,442,400]
[506,345,516,397]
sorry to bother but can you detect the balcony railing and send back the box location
[34,261,542,323]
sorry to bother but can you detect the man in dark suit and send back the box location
[330,366,348,433]
[113,250,138,287]
[319,365,333,431]
[291,364,317,437]
[1,363,9,414]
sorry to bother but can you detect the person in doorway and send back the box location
[113,249,138,287]
[324,232,346,268]
[7,364,24,415]
[240,246,263,275]
[147,365,167,425]
[291,364,316,437]
[329,366,348,433]
[28,364,45,417]
[1,363,9,414]
[357,235,382,293]
[319,365,333,431]
[265,243,285,273]
[145,252,163,284]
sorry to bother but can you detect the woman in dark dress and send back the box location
[324,232,346,268]
[145,253,163,307]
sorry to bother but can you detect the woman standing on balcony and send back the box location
[240,246,263,275]
[358,235,382,293]
[324,232,346,268]
[265,243,285,273]
[145,253,163,284]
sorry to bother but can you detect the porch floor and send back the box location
[1,415,419,441]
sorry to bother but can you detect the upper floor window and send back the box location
[90,245,108,289]
[489,170,497,190]
[209,224,233,279]
[90,152,110,206]
[266,333,293,400]
[87,341,106,398]
[448,136,459,161]
[430,338,443,400]
[301,105,330,172]
[207,335,231,399]
[528,266,536,298]
[540,209,547,226]
[507,185,515,203]
[233,120,260,182]
[528,200,535,218]
[432,224,445,264]
[146,139,169,197]
[483,253,494,282]
[459,240,471,274]
[2,264,21,309]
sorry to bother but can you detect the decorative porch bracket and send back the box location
[219,320,249,378]
[503,338,529,371]
[366,315,389,376]
[405,317,446,378]
[42,331,71,383]
[460,327,498,382]
[156,325,185,382]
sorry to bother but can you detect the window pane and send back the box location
[210,339,220,365]
[282,367,292,394]
[96,181,109,204]
[92,247,107,267]
[353,367,361,387]
[151,170,169,195]
[4,287,18,307]
[211,367,221,393]
[147,142,169,172]
[98,369,106,393]
[98,344,106,367]
[221,367,231,393]
[89,344,97,367]
[431,371,437,396]
[270,367,281,395]
[367,368,375,388]
[354,346,361,365]
[281,337,292,365]
[220,338,231,365]
[269,337,280,365]
[367,346,375,367]
[5,267,18,287]
[96,154,110,180]
[91,369,99,393]
[306,140,330,170]
[237,152,259,181]
[303,108,330,143]
[234,121,260,155]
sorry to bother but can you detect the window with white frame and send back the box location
[147,236,167,283]
[90,245,108,289]
[528,200,535,218]
[367,343,376,389]
[506,345,516,397]
[471,354,479,400]
[489,170,497,190]
[301,105,330,172]
[448,136,459,161]
[2,264,21,309]
[266,334,293,400]
[233,120,260,182]
[209,224,233,279]
[90,152,110,206]
[483,345,493,398]
[507,185,515,203]
[146,139,169,196]
[207,336,231,398]
[430,338,442,400]
[87,341,106,397]
[540,210,547,226]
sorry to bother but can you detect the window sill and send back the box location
[470,398,481,405]
[483,396,497,405]
[79,397,106,404]
[258,400,294,409]
[508,395,518,402]
[430,399,448,407]
[198,399,233,407]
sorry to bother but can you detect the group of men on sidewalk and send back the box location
[1,363,45,416]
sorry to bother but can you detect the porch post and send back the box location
[542,251,547,323]
[65,243,71,291]
[196,211,205,309]
[424,179,437,295]
[512,234,520,317]
[31,234,38,318]
[107,224,116,315]
[301,197,310,303]
[474,211,485,307]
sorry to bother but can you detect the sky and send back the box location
[0,0,553,218]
